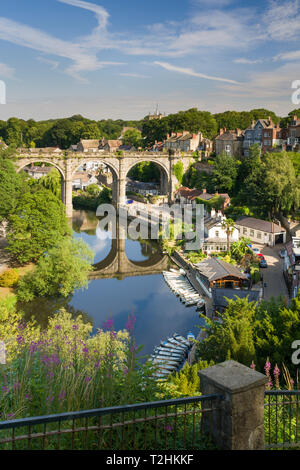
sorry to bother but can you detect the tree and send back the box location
[221,218,236,252]
[7,187,70,264]
[0,155,27,223]
[38,168,62,198]
[122,128,143,148]
[197,297,257,366]
[17,237,94,302]
[81,122,101,140]
[211,153,239,193]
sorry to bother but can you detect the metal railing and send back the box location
[264,391,300,449]
[0,394,223,451]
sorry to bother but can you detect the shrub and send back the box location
[0,269,19,287]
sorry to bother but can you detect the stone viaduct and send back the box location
[15,151,192,218]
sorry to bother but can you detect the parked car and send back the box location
[260,259,268,268]
[257,254,265,259]
[279,249,286,258]
[252,248,262,256]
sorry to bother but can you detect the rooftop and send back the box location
[236,217,286,234]
[195,258,248,282]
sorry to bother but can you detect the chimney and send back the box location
[202,188,207,194]
[219,128,224,136]
[294,115,298,121]
[211,208,216,218]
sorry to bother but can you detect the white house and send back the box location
[202,211,239,253]
[235,217,286,246]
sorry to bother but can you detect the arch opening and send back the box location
[72,159,119,205]
[126,160,169,202]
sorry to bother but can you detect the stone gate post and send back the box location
[199,360,268,450]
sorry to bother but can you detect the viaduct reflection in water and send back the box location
[72,210,171,280]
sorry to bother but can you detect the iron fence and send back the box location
[265,390,300,449]
[0,394,223,450]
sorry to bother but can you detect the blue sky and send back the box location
[0,0,300,120]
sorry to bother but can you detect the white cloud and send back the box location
[154,61,239,84]
[119,73,148,78]
[234,58,263,64]
[264,0,300,41]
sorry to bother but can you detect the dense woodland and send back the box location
[1,107,300,149]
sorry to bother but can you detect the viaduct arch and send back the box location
[15,152,191,217]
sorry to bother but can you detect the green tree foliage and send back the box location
[81,122,101,140]
[122,128,143,148]
[172,160,184,184]
[197,298,257,365]
[0,154,27,222]
[214,109,280,131]
[128,162,160,182]
[211,153,239,192]
[7,187,70,264]
[38,167,62,198]
[17,237,94,302]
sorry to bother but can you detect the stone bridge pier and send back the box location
[15,152,191,218]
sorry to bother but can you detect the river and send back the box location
[21,209,205,357]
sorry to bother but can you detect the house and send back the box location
[284,237,300,298]
[194,258,248,297]
[23,163,52,179]
[202,212,239,254]
[197,138,213,157]
[235,217,286,246]
[214,128,244,157]
[174,187,202,207]
[164,132,202,152]
[101,139,123,153]
[175,187,230,212]
[76,140,102,153]
[243,118,277,156]
[126,178,160,196]
[118,145,136,152]
[261,122,282,153]
[72,173,101,191]
[286,115,300,151]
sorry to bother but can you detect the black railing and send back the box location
[264,390,300,449]
[0,394,223,450]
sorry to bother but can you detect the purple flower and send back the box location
[72,325,79,331]
[1,385,9,395]
[103,318,114,330]
[16,335,24,345]
[82,347,89,354]
[25,393,33,401]
[55,325,61,331]
[59,390,66,401]
[46,395,54,403]
[84,377,92,383]
[125,315,136,332]
[250,361,256,370]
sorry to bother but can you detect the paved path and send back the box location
[252,244,289,301]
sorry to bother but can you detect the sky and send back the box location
[0,0,300,120]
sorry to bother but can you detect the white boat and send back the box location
[173,334,190,347]
[160,341,186,351]
[154,349,184,359]
[167,337,187,348]
[154,347,184,356]
[152,358,180,367]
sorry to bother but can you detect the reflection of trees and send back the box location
[18,296,93,330]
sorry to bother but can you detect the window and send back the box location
[250,229,254,236]
[243,228,247,235]
[257,232,262,239]
[215,231,219,238]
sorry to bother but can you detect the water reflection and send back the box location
[21,210,205,356]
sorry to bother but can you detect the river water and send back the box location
[22,210,204,357]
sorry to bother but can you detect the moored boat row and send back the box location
[151,333,195,380]
[162,271,205,309]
